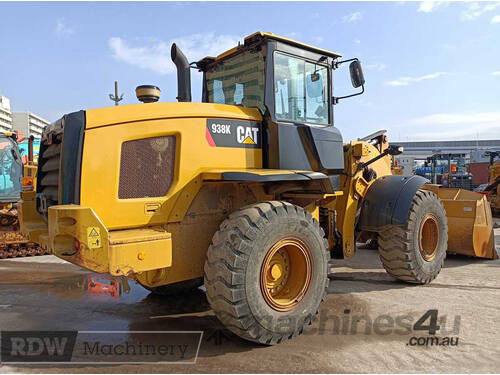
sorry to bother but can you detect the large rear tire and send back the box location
[378,189,448,284]
[204,201,329,345]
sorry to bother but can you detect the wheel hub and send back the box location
[260,238,312,311]
[419,214,440,261]
[270,263,283,280]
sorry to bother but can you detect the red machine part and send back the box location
[87,277,121,297]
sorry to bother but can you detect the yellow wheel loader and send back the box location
[485,151,500,216]
[19,32,496,345]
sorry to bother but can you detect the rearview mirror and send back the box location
[333,57,366,104]
[349,60,365,88]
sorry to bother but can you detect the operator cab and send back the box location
[196,32,365,177]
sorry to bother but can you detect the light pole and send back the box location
[109,81,123,106]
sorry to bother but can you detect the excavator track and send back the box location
[0,222,48,259]
[0,240,48,259]
[0,210,19,228]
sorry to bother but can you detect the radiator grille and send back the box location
[37,132,63,211]
[118,136,176,199]
[36,111,85,218]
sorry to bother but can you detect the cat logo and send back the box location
[206,119,261,149]
[236,126,259,145]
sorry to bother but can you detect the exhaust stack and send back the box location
[171,43,192,102]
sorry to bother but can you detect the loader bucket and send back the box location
[423,186,497,259]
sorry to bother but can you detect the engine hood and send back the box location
[85,102,262,130]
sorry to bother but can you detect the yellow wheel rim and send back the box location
[419,214,440,261]
[260,237,312,311]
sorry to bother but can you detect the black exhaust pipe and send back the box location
[171,43,192,102]
[28,135,34,163]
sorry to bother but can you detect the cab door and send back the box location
[265,47,344,174]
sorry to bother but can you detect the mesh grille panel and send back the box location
[119,136,175,199]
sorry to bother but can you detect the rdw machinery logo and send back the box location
[1,331,77,362]
[1,331,202,363]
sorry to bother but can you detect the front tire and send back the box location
[204,201,329,345]
[378,189,448,284]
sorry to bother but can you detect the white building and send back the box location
[12,112,49,139]
[0,94,50,138]
[0,95,13,132]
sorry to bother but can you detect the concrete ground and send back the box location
[0,226,499,373]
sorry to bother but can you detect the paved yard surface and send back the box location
[0,226,499,373]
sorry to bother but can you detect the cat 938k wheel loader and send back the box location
[19,32,496,345]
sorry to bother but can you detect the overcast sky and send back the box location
[1,1,499,142]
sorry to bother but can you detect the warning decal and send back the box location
[206,119,261,149]
[86,227,102,249]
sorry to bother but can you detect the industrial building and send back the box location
[396,140,500,159]
[395,139,500,185]
[12,111,50,139]
[0,94,49,138]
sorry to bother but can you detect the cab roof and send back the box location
[197,31,341,67]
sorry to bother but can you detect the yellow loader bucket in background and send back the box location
[423,185,497,259]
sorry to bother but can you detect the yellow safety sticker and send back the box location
[86,227,102,249]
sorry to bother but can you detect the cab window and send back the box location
[205,49,266,112]
[274,52,329,125]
